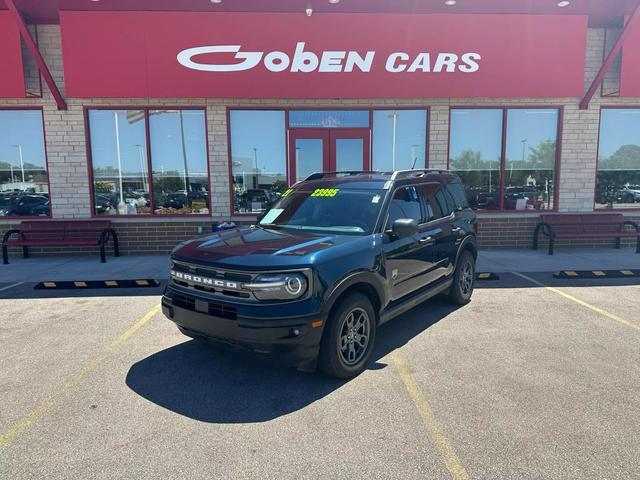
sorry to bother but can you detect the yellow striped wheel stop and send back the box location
[476,272,499,280]
[34,279,162,290]
[553,270,640,279]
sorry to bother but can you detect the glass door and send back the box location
[289,128,370,184]
[330,128,371,173]
[289,129,329,183]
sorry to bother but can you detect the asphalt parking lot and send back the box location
[1,273,639,479]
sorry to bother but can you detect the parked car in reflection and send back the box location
[616,185,640,204]
[238,188,280,212]
[0,193,49,216]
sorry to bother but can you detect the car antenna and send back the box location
[411,155,418,169]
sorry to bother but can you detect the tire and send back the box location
[318,292,377,379]
[446,250,475,305]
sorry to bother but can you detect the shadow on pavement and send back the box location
[125,297,460,423]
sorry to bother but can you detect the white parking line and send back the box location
[0,282,24,293]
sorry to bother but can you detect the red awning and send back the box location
[0,11,25,98]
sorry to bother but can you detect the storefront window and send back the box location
[230,110,287,213]
[596,108,640,209]
[372,109,427,171]
[504,109,558,210]
[88,108,209,216]
[149,110,209,214]
[449,108,559,211]
[450,109,502,210]
[0,109,49,217]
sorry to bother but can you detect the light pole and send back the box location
[252,147,259,189]
[113,111,125,211]
[11,144,24,183]
[387,112,399,171]
[133,144,147,191]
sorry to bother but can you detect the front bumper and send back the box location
[161,289,325,368]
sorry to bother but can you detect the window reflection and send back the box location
[596,109,640,209]
[230,110,287,213]
[449,109,502,210]
[289,110,369,128]
[504,109,558,210]
[88,109,209,216]
[88,109,150,215]
[449,108,559,211]
[149,110,209,214]
[372,110,427,171]
[0,109,49,217]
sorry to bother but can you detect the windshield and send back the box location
[259,186,386,235]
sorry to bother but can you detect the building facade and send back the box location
[1,1,640,255]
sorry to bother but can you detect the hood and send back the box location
[172,226,360,269]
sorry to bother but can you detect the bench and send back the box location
[533,214,640,255]
[2,220,119,264]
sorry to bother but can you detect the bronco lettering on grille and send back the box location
[171,270,239,290]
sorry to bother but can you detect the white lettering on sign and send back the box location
[177,42,481,74]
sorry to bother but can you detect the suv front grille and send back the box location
[171,293,238,320]
[171,260,254,299]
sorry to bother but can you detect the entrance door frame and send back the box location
[288,127,371,184]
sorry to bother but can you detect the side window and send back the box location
[387,186,422,228]
[435,189,453,216]
[446,181,469,211]
[417,183,445,222]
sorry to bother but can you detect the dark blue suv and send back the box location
[163,170,477,378]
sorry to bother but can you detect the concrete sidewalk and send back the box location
[0,255,170,283]
[0,248,639,283]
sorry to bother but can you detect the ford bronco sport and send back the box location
[163,170,477,378]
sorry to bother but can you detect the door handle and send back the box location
[419,236,433,244]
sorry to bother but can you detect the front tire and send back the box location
[319,293,376,379]
[447,250,475,305]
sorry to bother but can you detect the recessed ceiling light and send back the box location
[444,0,457,5]
[329,0,340,3]
[210,0,222,3]
[557,1,570,6]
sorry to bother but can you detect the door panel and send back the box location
[383,186,435,301]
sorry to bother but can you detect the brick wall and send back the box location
[2,23,640,254]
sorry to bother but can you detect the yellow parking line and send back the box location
[513,272,640,332]
[390,350,469,480]
[0,304,161,451]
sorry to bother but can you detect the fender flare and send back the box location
[454,235,478,269]
[321,270,388,321]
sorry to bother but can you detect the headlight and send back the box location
[244,272,309,301]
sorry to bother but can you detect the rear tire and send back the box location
[319,292,376,379]
[447,250,475,305]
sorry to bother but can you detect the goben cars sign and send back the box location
[59,11,587,99]
[176,43,482,74]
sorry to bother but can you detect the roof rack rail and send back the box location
[303,170,383,181]
[389,169,450,181]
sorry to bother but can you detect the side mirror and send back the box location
[391,218,418,238]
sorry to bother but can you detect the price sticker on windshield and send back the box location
[311,188,339,197]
